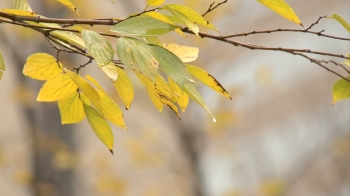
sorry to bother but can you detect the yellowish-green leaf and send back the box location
[328,14,350,33]
[147,0,164,7]
[82,30,114,66]
[332,76,350,104]
[58,92,85,124]
[0,51,5,71]
[0,9,37,16]
[100,62,118,82]
[143,36,163,46]
[164,5,199,35]
[56,0,80,15]
[164,43,198,63]
[79,92,91,105]
[65,69,102,112]
[163,4,219,33]
[186,65,231,99]
[13,0,33,12]
[83,103,114,153]
[23,53,62,80]
[113,67,134,110]
[0,71,3,81]
[257,0,302,26]
[184,83,216,122]
[117,37,159,81]
[110,16,178,36]
[344,53,350,66]
[37,73,78,102]
[168,77,189,112]
[143,11,186,37]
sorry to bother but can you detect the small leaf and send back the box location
[65,69,102,112]
[332,76,350,104]
[184,83,216,122]
[58,92,85,124]
[83,103,114,153]
[13,0,33,12]
[37,73,78,102]
[110,16,178,36]
[186,65,231,99]
[100,62,118,82]
[328,14,350,33]
[150,45,192,89]
[113,67,134,110]
[23,53,62,80]
[117,37,159,81]
[257,0,303,26]
[168,77,189,112]
[56,0,80,15]
[163,43,198,63]
[147,0,165,7]
[344,53,350,66]
[82,30,114,66]
[0,51,5,71]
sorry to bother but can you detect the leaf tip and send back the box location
[109,149,114,155]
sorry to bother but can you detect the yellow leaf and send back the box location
[37,73,78,102]
[0,8,37,16]
[85,75,127,129]
[163,43,198,63]
[257,0,302,26]
[328,14,350,33]
[23,53,62,80]
[147,0,165,7]
[56,0,80,15]
[58,92,85,124]
[13,0,33,12]
[113,68,134,110]
[0,51,4,81]
[186,65,231,99]
[83,103,114,153]
[143,11,186,37]
[65,69,102,112]
[79,92,91,105]
[168,77,189,112]
[100,62,118,82]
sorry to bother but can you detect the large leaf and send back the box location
[150,45,192,89]
[37,73,78,102]
[65,69,102,112]
[186,64,231,99]
[113,67,134,110]
[13,0,33,11]
[328,14,350,33]
[23,53,62,80]
[117,37,159,81]
[184,83,216,122]
[58,92,85,124]
[56,0,80,15]
[147,0,165,7]
[164,43,198,63]
[82,30,114,66]
[168,77,189,112]
[332,76,350,104]
[85,75,127,129]
[83,103,114,154]
[257,0,302,26]
[110,16,178,36]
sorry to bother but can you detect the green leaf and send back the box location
[58,92,85,124]
[83,103,114,154]
[143,11,186,37]
[257,0,303,26]
[328,14,350,33]
[332,76,350,104]
[82,30,114,66]
[110,16,178,36]
[143,36,163,46]
[150,45,192,89]
[117,37,159,81]
[113,67,134,110]
[13,0,33,12]
[56,0,80,15]
[65,69,102,112]
[186,64,231,99]
[23,53,62,80]
[184,83,216,122]
[37,73,78,102]
[147,0,165,7]
[163,4,219,33]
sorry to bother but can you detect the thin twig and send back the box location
[305,15,327,31]
[319,59,350,74]
[202,0,229,17]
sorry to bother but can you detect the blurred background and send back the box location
[0,0,349,196]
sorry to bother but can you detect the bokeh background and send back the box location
[0,0,349,196]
